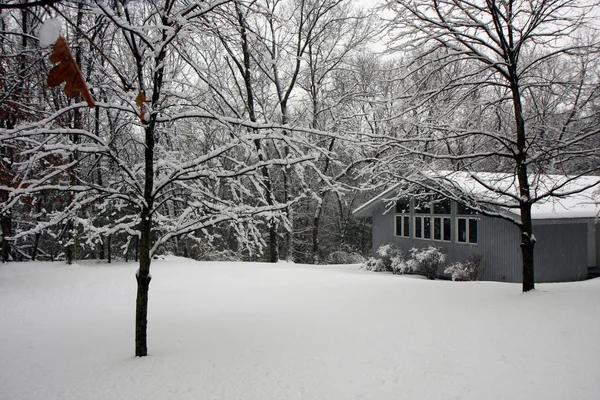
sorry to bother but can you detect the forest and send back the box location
[2,0,600,355]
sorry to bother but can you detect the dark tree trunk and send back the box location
[1,213,10,262]
[135,115,155,356]
[99,237,105,260]
[107,234,112,263]
[234,3,279,262]
[64,222,74,265]
[520,208,535,292]
[65,3,84,266]
[510,68,535,292]
[31,232,40,261]
[312,210,320,264]
[135,211,152,357]
[311,138,335,263]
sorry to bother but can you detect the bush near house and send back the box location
[361,244,402,272]
[444,254,484,281]
[325,250,366,265]
[400,246,447,280]
[362,244,447,280]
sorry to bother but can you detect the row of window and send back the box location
[395,215,478,244]
[395,198,477,216]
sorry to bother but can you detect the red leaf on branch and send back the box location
[135,91,146,121]
[47,36,95,108]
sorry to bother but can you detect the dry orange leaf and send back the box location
[47,36,95,108]
[135,91,146,121]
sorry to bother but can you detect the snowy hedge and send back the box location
[362,244,446,280]
[444,254,484,281]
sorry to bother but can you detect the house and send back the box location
[353,172,600,282]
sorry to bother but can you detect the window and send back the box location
[414,197,431,214]
[395,198,410,214]
[413,196,450,242]
[457,203,477,215]
[433,216,451,241]
[395,215,410,237]
[433,199,451,214]
[394,198,410,237]
[414,216,432,239]
[414,216,422,238]
[457,217,478,244]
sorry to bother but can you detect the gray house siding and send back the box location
[371,201,593,283]
[533,221,589,282]
[597,223,600,269]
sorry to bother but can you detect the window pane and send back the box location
[458,218,467,243]
[457,203,477,215]
[395,198,410,214]
[424,216,431,239]
[433,217,441,240]
[395,216,402,236]
[415,217,422,238]
[443,218,451,241]
[433,199,451,214]
[469,219,478,244]
[414,198,431,214]
[403,216,410,237]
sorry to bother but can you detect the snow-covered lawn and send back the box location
[1,257,599,400]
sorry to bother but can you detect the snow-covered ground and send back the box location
[1,256,599,400]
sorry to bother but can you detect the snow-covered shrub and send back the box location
[362,257,383,272]
[200,249,241,262]
[444,254,483,281]
[375,243,402,272]
[405,246,447,280]
[390,252,407,274]
[361,244,403,272]
[326,251,366,265]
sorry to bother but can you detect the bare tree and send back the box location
[372,0,600,291]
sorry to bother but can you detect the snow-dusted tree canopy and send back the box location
[1,0,599,354]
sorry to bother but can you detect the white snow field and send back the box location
[1,257,599,400]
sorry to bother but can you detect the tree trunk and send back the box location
[31,232,40,261]
[107,234,112,263]
[519,207,535,292]
[510,70,535,292]
[135,211,152,357]
[312,204,321,264]
[1,213,10,262]
[234,3,279,262]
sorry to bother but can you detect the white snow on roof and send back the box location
[354,172,600,220]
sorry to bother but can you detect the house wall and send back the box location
[596,222,600,269]
[532,220,589,282]
[371,202,592,283]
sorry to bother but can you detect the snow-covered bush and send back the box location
[376,243,402,271]
[404,246,447,280]
[444,254,483,281]
[362,257,385,272]
[363,244,446,279]
[326,251,366,265]
[200,249,241,262]
[362,244,403,272]
[390,253,408,275]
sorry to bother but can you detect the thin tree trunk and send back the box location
[135,209,152,357]
[107,234,112,263]
[1,214,10,262]
[510,71,535,292]
[135,120,155,356]
[31,193,44,261]
[234,2,278,262]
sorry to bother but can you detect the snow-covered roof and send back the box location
[353,172,600,220]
